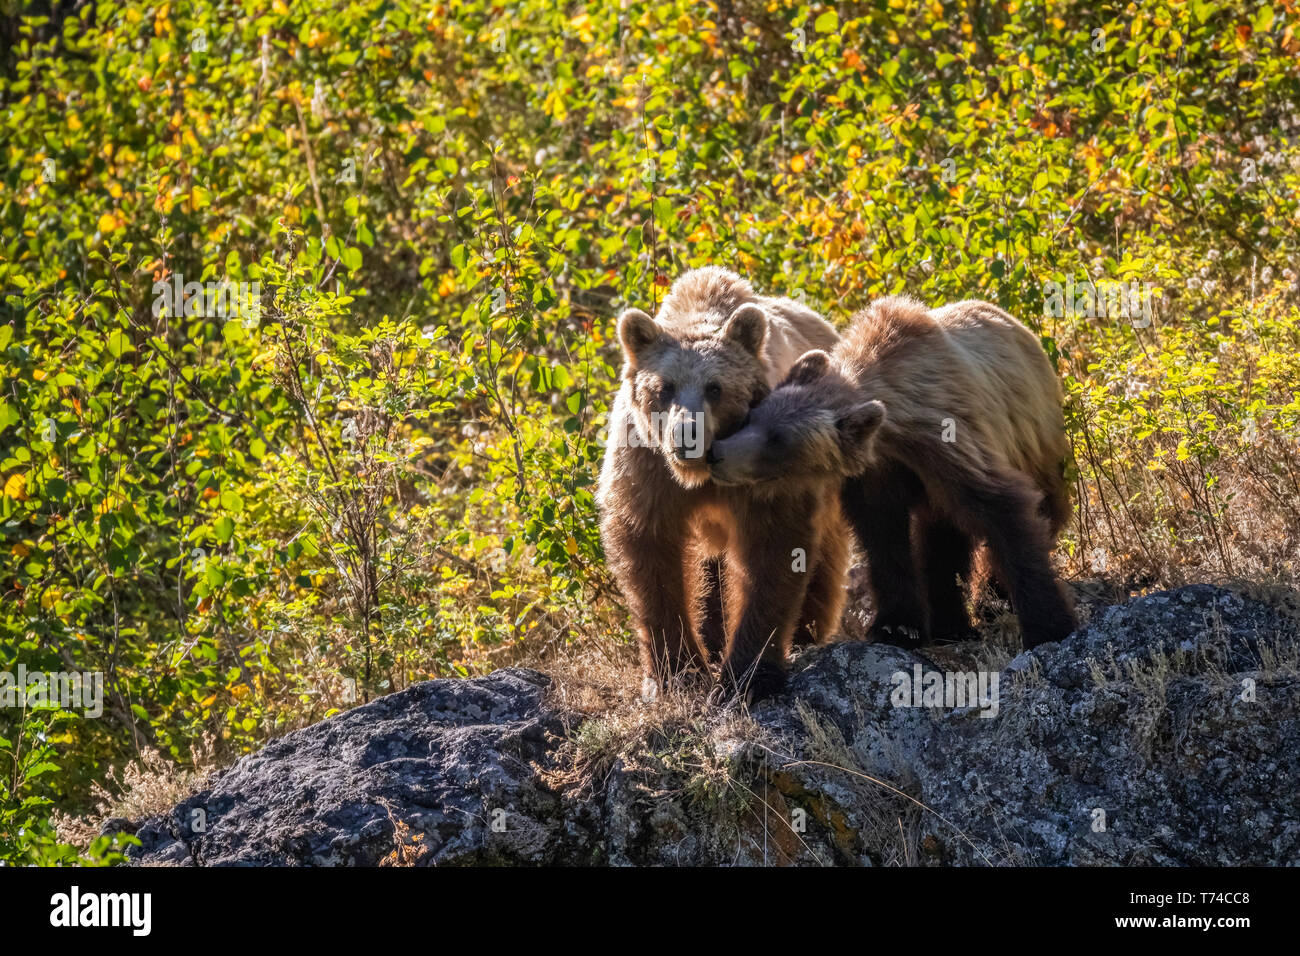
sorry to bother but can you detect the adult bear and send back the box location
[598,267,844,699]
[707,295,1076,652]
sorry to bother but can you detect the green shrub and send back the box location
[1,0,1297,859]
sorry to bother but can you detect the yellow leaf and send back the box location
[3,473,27,500]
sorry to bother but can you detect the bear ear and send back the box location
[780,349,832,387]
[836,400,886,458]
[617,308,660,364]
[721,303,767,356]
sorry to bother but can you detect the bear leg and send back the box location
[603,513,708,688]
[943,469,1077,649]
[841,464,927,647]
[916,513,978,643]
[790,558,835,647]
[690,555,728,663]
[715,501,818,702]
[1038,459,1073,541]
[791,506,850,646]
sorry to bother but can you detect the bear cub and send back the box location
[597,267,849,701]
[708,295,1076,651]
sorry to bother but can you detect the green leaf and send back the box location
[814,10,839,33]
[106,329,133,358]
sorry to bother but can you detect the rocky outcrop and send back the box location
[915,584,1300,865]
[125,585,1300,866]
[127,669,587,865]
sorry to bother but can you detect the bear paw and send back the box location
[711,659,787,706]
[867,620,925,648]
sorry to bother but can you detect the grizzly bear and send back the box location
[706,295,1076,651]
[597,267,847,700]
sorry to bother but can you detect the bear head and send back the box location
[617,301,771,489]
[706,349,886,487]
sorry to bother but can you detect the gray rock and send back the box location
[129,585,1300,866]
[913,583,1300,865]
[131,669,588,865]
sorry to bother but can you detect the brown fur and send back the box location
[708,295,1075,650]
[597,268,847,699]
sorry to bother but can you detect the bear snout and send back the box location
[667,409,707,461]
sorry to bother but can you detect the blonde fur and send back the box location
[840,296,1070,528]
[707,294,1075,650]
[597,268,849,697]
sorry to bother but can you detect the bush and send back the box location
[1,0,1297,860]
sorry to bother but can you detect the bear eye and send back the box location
[705,381,722,402]
[767,430,787,450]
[658,381,676,403]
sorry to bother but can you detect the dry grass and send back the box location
[544,649,737,791]
[1081,605,1300,761]
[53,735,221,854]
[786,700,925,865]
[525,625,999,865]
